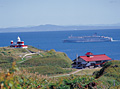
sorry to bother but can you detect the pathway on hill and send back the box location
[49,67,101,78]
[25,48,31,53]
[18,53,36,63]
[18,49,43,63]
[49,69,82,78]
[22,53,36,60]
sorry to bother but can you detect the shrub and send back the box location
[47,49,56,55]
[94,61,112,78]
[1,51,7,55]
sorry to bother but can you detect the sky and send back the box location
[0,0,120,28]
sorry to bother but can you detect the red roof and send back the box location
[85,52,94,55]
[80,54,112,62]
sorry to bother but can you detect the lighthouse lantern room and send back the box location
[10,36,28,48]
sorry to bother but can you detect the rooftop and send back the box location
[80,54,112,62]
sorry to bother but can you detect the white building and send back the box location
[10,36,28,48]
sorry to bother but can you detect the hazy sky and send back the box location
[0,0,120,28]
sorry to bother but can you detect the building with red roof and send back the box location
[72,52,112,69]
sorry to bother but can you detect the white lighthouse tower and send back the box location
[10,36,28,48]
[17,36,21,42]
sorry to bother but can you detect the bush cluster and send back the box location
[0,63,97,89]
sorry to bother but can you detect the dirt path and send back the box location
[49,69,82,78]
[18,49,43,63]
[18,53,36,63]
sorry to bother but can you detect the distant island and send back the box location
[0,24,120,33]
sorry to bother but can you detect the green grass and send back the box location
[19,56,72,68]
[75,68,101,75]
[0,55,14,69]
[27,45,41,52]
[0,46,72,76]
[0,63,97,89]
[25,66,73,76]
[0,60,120,88]
[93,60,120,88]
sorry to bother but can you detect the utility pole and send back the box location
[76,54,78,68]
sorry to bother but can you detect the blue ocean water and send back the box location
[0,29,120,60]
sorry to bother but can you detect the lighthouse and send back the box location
[10,36,28,48]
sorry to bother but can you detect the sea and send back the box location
[0,29,120,60]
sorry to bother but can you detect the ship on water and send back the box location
[63,33,113,43]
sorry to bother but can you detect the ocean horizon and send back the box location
[0,29,120,60]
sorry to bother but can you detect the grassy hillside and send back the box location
[0,56,120,88]
[20,55,71,68]
[0,46,72,75]
[1,46,120,88]
[0,47,28,68]
[19,49,72,75]
[93,60,120,88]
[0,62,97,89]
[75,68,101,75]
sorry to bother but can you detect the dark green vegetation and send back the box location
[93,60,120,89]
[0,46,120,88]
[0,47,25,68]
[0,62,97,89]
[0,60,120,89]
